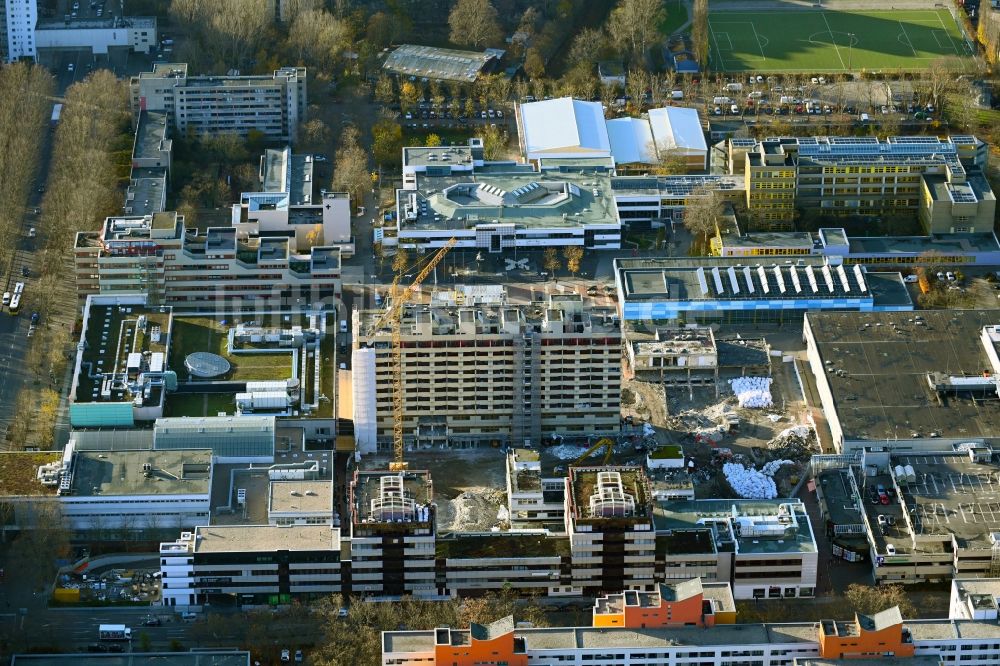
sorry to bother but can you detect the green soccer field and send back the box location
[707,9,970,73]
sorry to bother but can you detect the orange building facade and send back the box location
[592,578,736,629]
[818,607,916,659]
[432,617,527,666]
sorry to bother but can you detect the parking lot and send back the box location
[55,568,161,606]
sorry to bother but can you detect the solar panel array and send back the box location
[682,263,868,300]
[610,175,739,195]
[949,185,978,204]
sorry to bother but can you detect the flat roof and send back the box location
[134,111,169,161]
[817,470,863,527]
[11,652,249,666]
[654,499,817,554]
[805,310,1000,442]
[720,230,815,250]
[610,174,742,196]
[127,167,167,216]
[519,97,611,159]
[848,232,1000,256]
[193,525,340,553]
[616,257,868,303]
[399,166,618,231]
[0,452,62,497]
[36,16,156,30]
[268,480,333,514]
[71,449,212,497]
[892,452,1000,547]
[74,302,171,405]
[351,470,433,524]
[404,145,475,169]
[383,44,502,82]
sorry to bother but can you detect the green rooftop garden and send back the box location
[650,445,683,460]
[168,316,294,382]
[437,534,570,560]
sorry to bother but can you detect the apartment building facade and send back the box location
[1,0,36,62]
[352,294,621,453]
[565,467,657,595]
[348,470,437,597]
[130,63,307,141]
[74,211,341,310]
[741,135,995,231]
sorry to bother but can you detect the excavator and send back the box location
[572,437,616,467]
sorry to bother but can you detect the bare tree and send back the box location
[288,9,348,69]
[566,28,606,70]
[682,186,724,241]
[691,0,709,70]
[608,0,665,64]
[332,126,371,206]
[448,0,502,49]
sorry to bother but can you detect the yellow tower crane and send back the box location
[372,238,457,471]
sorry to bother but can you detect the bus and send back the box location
[9,293,20,314]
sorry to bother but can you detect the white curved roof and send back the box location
[519,97,611,160]
[648,106,707,154]
[606,117,656,165]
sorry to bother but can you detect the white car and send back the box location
[67,63,74,72]
[886,544,896,556]
[903,275,919,283]
[2,292,10,306]
[281,649,291,662]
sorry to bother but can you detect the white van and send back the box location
[860,113,870,123]
[671,90,683,100]
[712,96,731,105]
[725,82,743,92]
[339,319,348,334]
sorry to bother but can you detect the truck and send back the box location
[51,103,62,127]
[98,624,131,641]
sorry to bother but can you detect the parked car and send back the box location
[886,544,896,555]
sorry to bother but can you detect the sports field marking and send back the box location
[820,13,847,69]
[935,11,961,54]
[709,23,728,70]
[715,31,735,51]
[749,22,768,62]
[930,29,959,52]
[897,20,918,57]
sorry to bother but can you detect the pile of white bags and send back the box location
[723,460,793,499]
[729,376,773,408]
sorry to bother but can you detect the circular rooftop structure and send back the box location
[184,352,231,378]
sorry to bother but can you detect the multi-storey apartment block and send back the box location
[159,525,342,607]
[130,63,307,141]
[74,211,341,310]
[0,0,36,62]
[565,467,657,595]
[740,135,995,231]
[352,294,621,453]
[348,470,436,597]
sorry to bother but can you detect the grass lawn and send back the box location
[659,0,688,37]
[163,393,235,417]
[708,9,968,72]
[169,317,293,382]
